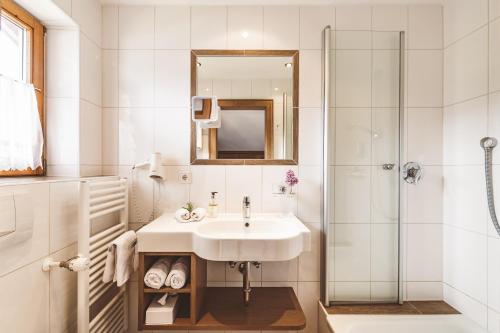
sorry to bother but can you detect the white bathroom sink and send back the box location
[137,213,311,261]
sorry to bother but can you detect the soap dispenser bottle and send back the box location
[207,192,219,218]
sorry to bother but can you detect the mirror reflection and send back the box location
[191,52,298,164]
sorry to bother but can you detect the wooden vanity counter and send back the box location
[138,252,306,331]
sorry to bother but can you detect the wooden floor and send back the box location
[325,301,459,315]
[145,287,306,331]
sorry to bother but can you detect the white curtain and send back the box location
[0,75,43,171]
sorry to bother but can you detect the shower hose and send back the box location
[481,137,500,236]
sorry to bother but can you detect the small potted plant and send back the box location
[285,169,299,195]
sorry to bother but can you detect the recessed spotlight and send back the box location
[284,63,293,68]
[197,62,202,67]
[204,88,210,92]
[241,31,249,39]
[274,87,279,91]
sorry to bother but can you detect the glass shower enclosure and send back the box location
[321,27,405,305]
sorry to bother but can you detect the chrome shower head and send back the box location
[481,137,498,149]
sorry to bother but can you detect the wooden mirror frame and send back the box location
[190,50,299,165]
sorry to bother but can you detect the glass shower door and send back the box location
[322,28,403,304]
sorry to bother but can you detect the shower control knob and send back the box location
[402,162,423,184]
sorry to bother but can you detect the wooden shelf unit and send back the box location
[138,252,306,331]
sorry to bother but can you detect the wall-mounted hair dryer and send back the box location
[133,152,164,180]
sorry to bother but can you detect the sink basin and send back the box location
[137,213,311,261]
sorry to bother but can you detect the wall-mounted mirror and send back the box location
[190,50,299,165]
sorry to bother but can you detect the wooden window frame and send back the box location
[0,0,45,176]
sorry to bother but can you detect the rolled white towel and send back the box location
[165,257,190,289]
[190,207,206,222]
[175,208,191,223]
[144,257,173,289]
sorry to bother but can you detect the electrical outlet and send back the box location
[178,171,192,184]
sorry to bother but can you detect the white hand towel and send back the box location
[165,257,190,289]
[190,208,206,222]
[157,293,169,306]
[115,230,137,287]
[175,208,191,223]
[144,257,173,289]
[102,244,116,283]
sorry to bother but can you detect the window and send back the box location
[0,0,45,176]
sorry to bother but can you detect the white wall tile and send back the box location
[372,5,408,32]
[46,98,79,166]
[299,108,322,165]
[0,258,49,333]
[371,224,398,281]
[297,166,321,221]
[228,6,263,49]
[489,92,500,160]
[299,6,334,50]
[491,19,500,93]
[154,108,190,165]
[189,166,226,213]
[226,166,262,214]
[492,0,500,21]
[407,224,442,281]
[407,166,443,224]
[155,6,190,49]
[372,108,398,165]
[407,108,443,165]
[298,223,320,281]
[156,166,190,215]
[371,166,398,224]
[263,6,299,49]
[102,108,119,166]
[299,50,321,108]
[444,225,488,304]
[371,282,398,301]
[409,5,443,50]
[335,6,371,31]
[80,34,102,106]
[119,50,154,107]
[191,6,227,49]
[118,108,154,165]
[407,282,443,300]
[102,50,118,107]
[443,166,487,234]
[121,166,154,223]
[488,237,500,312]
[155,50,191,107]
[79,101,102,166]
[443,96,487,165]
[49,244,77,333]
[334,224,371,281]
[334,166,371,224]
[444,283,488,328]
[335,30,371,50]
[231,79,252,98]
[45,29,79,99]
[261,166,298,214]
[297,282,320,333]
[335,108,372,165]
[262,259,298,282]
[408,50,443,107]
[118,5,154,49]
[444,0,488,46]
[373,50,400,108]
[207,260,226,282]
[334,282,370,301]
[72,0,102,46]
[49,182,79,253]
[335,50,371,107]
[102,5,118,49]
[444,27,488,105]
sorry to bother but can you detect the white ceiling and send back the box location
[101,0,443,5]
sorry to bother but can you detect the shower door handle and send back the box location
[402,162,423,184]
[382,163,395,170]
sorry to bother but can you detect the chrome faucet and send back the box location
[242,196,251,221]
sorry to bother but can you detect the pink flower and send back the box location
[285,169,299,187]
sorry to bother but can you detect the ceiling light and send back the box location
[197,62,202,67]
[241,31,249,39]
[274,87,279,91]
[284,63,293,68]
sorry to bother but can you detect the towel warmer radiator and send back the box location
[78,177,129,333]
